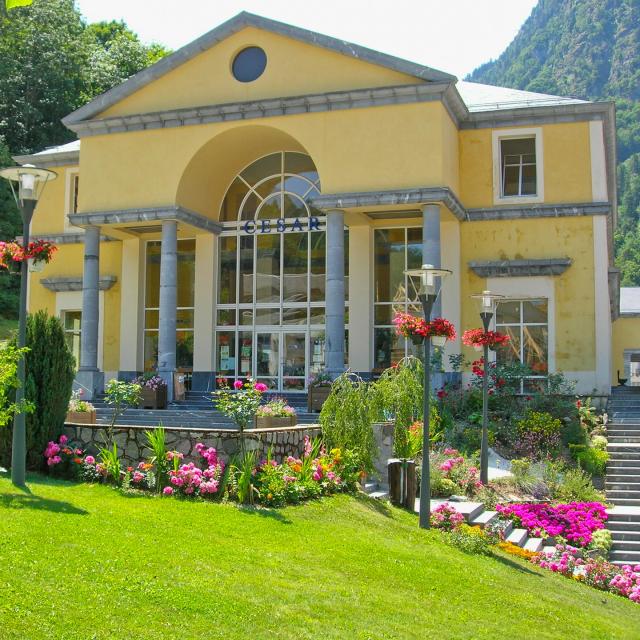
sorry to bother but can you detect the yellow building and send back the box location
[12,12,628,399]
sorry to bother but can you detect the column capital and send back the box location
[323,208,346,217]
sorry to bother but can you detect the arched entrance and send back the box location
[215,151,334,391]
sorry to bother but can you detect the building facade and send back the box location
[14,12,626,398]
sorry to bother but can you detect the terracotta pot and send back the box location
[66,410,96,424]
[308,385,332,412]
[254,415,297,429]
[138,386,168,409]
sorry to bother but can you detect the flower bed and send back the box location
[495,502,607,547]
[531,545,640,604]
[45,430,362,508]
[431,448,482,496]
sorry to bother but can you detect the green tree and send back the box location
[468,0,640,283]
[0,311,75,469]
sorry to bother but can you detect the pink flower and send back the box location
[255,382,268,393]
[163,486,173,495]
[84,455,95,465]
[233,380,243,390]
[59,435,68,445]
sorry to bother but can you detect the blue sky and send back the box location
[74,0,538,78]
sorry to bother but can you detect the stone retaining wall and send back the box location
[63,423,323,465]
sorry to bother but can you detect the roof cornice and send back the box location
[68,205,223,234]
[64,83,464,137]
[62,11,455,128]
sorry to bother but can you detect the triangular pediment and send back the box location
[63,12,456,126]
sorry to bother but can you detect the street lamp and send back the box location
[0,164,56,486]
[405,263,451,529]
[470,290,504,485]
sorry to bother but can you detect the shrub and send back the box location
[430,503,464,531]
[447,524,492,555]
[320,372,377,473]
[590,528,612,554]
[591,435,608,451]
[555,467,606,503]
[0,311,75,469]
[510,458,533,488]
[515,410,562,460]
[431,448,482,496]
[571,445,609,477]
[43,434,84,477]
[0,344,31,428]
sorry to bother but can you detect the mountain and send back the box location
[468,0,640,285]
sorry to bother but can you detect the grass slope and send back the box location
[0,474,638,640]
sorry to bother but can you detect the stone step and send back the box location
[506,528,528,547]
[609,549,640,563]
[610,531,640,542]
[470,510,498,528]
[607,497,640,507]
[524,537,544,553]
[607,462,640,470]
[542,545,556,556]
[605,482,640,491]
[608,436,640,443]
[606,489,640,499]
[368,489,390,500]
[607,520,640,533]
[612,538,640,550]
[608,476,640,485]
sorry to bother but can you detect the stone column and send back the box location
[422,204,442,317]
[76,225,103,399]
[158,220,177,399]
[325,209,346,378]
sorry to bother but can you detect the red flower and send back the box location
[437,389,447,399]
[462,328,510,348]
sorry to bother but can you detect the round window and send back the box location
[232,46,267,83]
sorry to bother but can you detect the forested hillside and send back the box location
[0,0,169,319]
[469,0,640,285]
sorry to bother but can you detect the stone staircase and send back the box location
[89,391,320,430]
[605,386,640,564]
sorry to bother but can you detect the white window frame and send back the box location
[64,168,82,233]
[492,127,544,205]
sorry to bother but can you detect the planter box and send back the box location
[254,415,297,430]
[388,458,417,510]
[65,410,96,424]
[307,385,331,412]
[139,386,168,410]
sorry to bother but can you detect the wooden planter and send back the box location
[65,410,96,424]
[139,386,168,409]
[307,385,332,412]
[388,458,417,510]
[254,415,297,430]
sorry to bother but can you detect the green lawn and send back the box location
[0,317,17,342]
[0,475,638,639]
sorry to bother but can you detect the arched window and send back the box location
[220,152,321,222]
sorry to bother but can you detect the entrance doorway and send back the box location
[216,329,325,392]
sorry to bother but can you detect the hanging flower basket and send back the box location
[462,328,510,351]
[426,318,457,347]
[0,239,57,274]
[393,313,456,347]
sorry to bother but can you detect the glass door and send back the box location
[282,332,306,391]
[256,332,280,390]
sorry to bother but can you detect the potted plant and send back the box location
[462,328,510,352]
[254,399,298,429]
[65,389,96,424]
[307,370,333,412]
[133,373,168,409]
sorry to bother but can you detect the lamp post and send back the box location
[470,290,504,485]
[405,263,451,529]
[0,164,56,486]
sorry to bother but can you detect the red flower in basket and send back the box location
[462,328,510,351]
[425,318,457,346]
[393,312,429,339]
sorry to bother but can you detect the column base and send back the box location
[158,371,175,402]
[74,369,105,401]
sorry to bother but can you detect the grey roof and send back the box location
[13,140,80,167]
[620,288,640,314]
[62,11,456,127]
[456,80,587,112]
